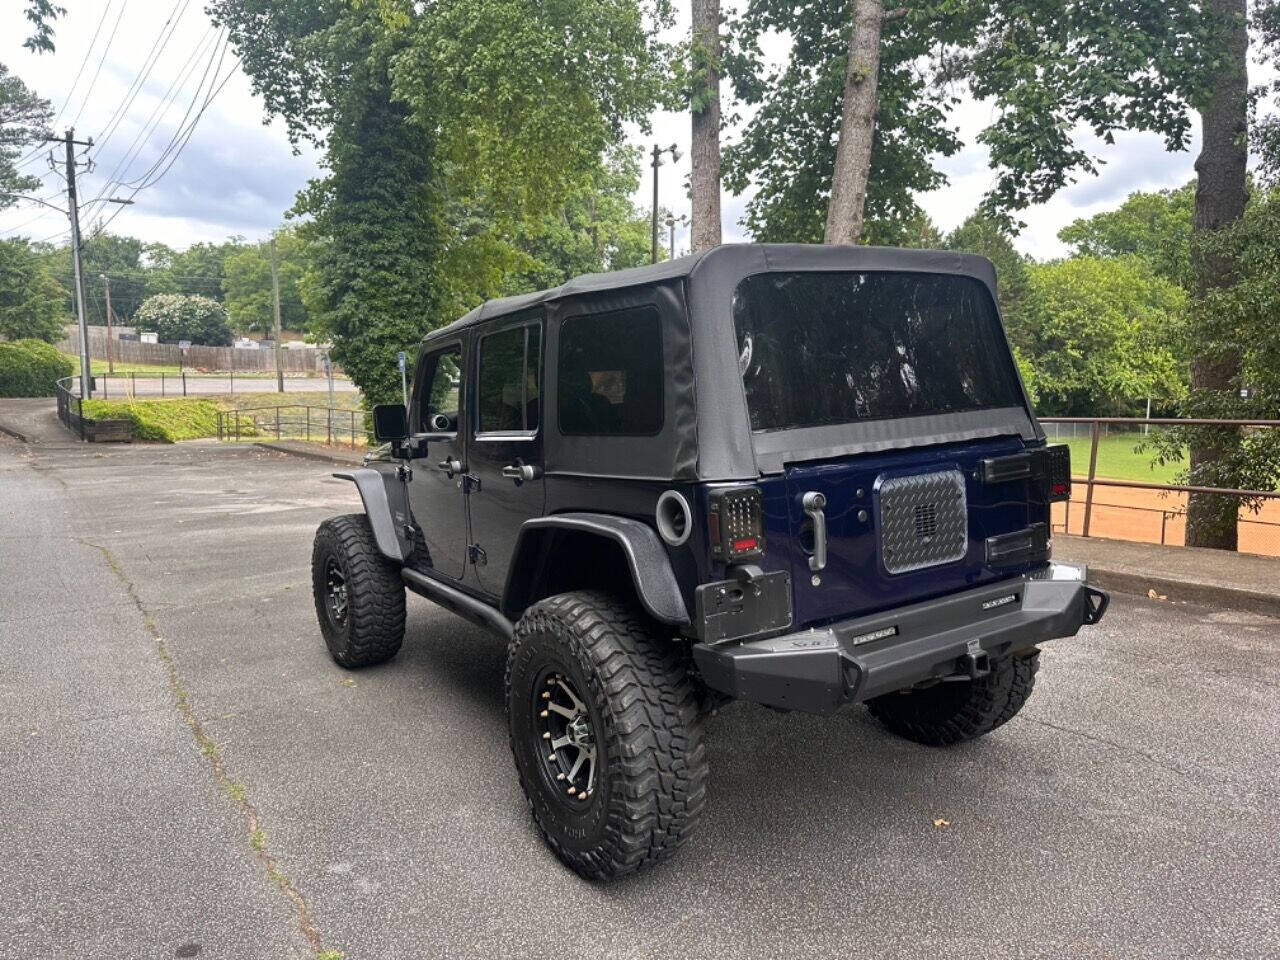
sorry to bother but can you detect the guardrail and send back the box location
[1040,416,1280,554]
[216,404,367,450]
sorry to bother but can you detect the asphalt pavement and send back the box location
[1,411,1277,960]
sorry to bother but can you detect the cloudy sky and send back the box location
[0,1,1269,259]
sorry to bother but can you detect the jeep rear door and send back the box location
[733,271,1045,626]
[466,314,545,596]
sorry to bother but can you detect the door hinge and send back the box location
[468,543,487,566]
[462,472,481,494]
[396,463,413,483]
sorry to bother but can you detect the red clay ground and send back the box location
[1052,482,1280,557]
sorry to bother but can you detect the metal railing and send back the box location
[54,375,131,442]
[1040,417,1280,554]
[216,405,368,450]
[86,370,355,399]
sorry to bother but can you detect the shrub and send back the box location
[133,294,233,346]
[0,238,68,343]
[78,397,227,442]
[0,339,76,397]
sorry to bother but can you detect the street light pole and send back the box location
[100,274,114,375]
[650,143,680,264]
[56,129,94,401]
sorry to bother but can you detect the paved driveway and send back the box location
[1,412,1277,959]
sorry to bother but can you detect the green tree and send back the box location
[223,231,309,334]
[1013,256,1187,417]
[1058,183,1197,289]
[212,0,671,404]
[0,238,66,342]
[1,64,53,210]
[21,0,65,54]
[133,294,233,346]
[945,212,1030,317]
[722,1,1220,243]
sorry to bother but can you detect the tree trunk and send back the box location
[823,0,884,245]
[1185,0,1249,550]
[690,0,722,252]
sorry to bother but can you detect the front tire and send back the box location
[867,651,1039,746]
[505,591,708,881]
[311,514,405,668]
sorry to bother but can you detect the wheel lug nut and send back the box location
[541,691,550,700]
[542,732,550,739]
[567,787,576,795]
[539,710,548,718]
[556,773,565,780]
[547,753,556,762]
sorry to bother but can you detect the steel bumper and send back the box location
[692,563,1108,716]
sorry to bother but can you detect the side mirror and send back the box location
[372,403,409,443]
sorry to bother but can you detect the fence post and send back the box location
[161,372,165,397]
[131,371,135,398]
[350,409,356,450]
[217,411,222,442]
[230,369,234,395]
[1081,420,1101,538]
[306,406,311,443]
[182,371,187,397]
[276,407,281,440]
[103,374,108,399]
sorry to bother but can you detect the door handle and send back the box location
[437,457,463,478]
[802,491,828,572]
[501,462,542,483]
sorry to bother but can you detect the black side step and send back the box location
[401,568,514,639]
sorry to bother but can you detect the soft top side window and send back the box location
[477,322,542,435]
[557,306,663,436]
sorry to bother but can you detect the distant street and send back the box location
[1,398,1277,960]
[90,374,359,399]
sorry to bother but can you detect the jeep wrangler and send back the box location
[311,244,1108,881]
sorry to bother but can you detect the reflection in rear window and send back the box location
[732,272,1025,432]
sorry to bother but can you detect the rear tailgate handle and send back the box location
[802,491,828,572]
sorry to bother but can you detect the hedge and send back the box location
[0,339,76,397]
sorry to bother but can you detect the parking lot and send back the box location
[2,415,1277,960]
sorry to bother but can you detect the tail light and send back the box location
[707,486,764,562]
[1044,444,1071,502]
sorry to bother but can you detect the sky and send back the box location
[0,0,1269,260]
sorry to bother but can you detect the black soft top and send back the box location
[424,244,1037,482]
[428,244,1000,341]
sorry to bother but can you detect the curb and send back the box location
[0,420,31,443]
[1083,566,1280,619]
[253,440,364,466]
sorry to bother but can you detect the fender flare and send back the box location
[333,468,412,563]
[502,513,690,626]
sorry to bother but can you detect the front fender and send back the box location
[503,513,690,626]
[333,468,412,563]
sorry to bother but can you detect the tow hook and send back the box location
[960,639,991,679]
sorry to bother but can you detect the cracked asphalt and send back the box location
[1,403,1278,960]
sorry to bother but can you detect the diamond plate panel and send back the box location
[878,470,968,574]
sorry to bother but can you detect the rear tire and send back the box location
[505,591,708,881]
[311,514,405,668]
[867,652,1039,746]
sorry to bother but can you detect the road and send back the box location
[88,375,359,399]
[1,403,1277,960]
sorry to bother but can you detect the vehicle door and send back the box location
[466,314,545,596]
[407,340,469,581]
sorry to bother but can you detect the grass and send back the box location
[1054,432,1187,484]
[79,391,363,444]
[228,390,362,411]
[79,397,235,442]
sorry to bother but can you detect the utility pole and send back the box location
[49,129,94,401]
[270,235,284,393]
[100,274,114,374]
[649,143,679,264]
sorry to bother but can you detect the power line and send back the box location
[70,0,130,129]
[92,0,193,155]
[13,0,118,171]
[84,27,224,216]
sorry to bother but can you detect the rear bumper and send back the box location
[692,563,1108,716]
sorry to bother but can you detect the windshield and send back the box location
[732,271,1025,433]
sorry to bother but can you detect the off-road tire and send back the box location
[505,591,708,881]
[866,651,1039,747]
[311,514,405,668]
